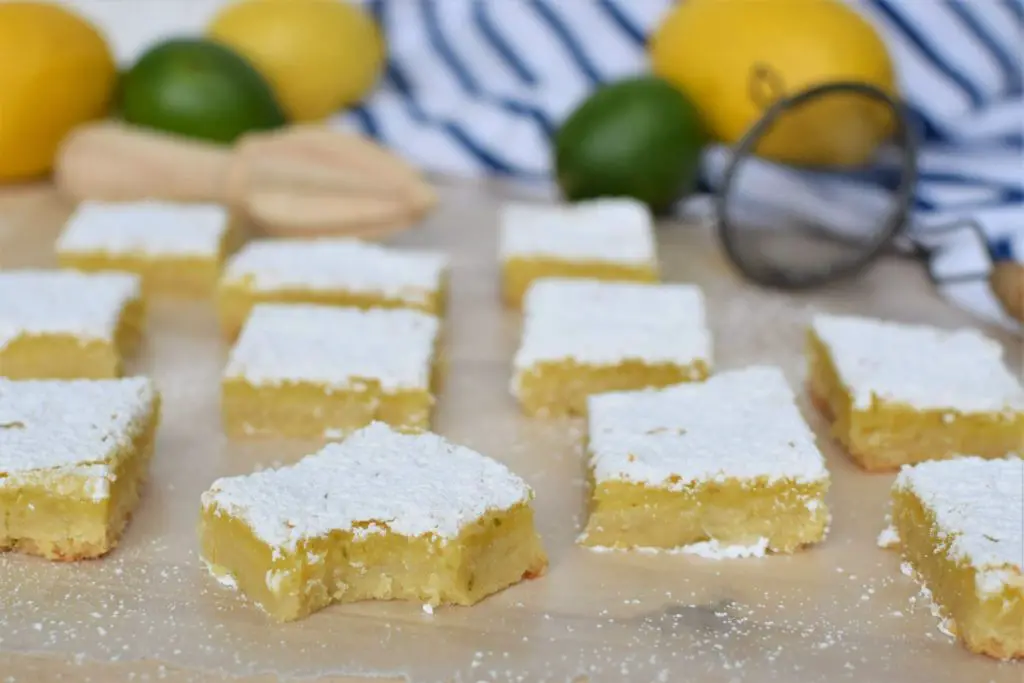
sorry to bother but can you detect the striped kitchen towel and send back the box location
[333,0,1023,331]
[64,0,1024,329]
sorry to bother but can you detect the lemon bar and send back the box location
[512,278,711,416]
[200,422,547,621]
[56,201,237,298]
[222,303,441,438]
[580,366,830,552]
[217,238,448,339]
[0,270,144,379]
[499,199,658,307]
[889,457,1023,659]
[808,314,1024,471]
[0,377,160,560]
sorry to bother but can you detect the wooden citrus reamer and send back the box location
[54,122,438,239]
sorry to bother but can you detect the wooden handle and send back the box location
[55,122,233,204]
[229,125,438,237]
[991,262,1024,323]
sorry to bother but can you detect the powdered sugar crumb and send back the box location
[585,538,769,559]
[679,538,770,559]
[877,525,900,549]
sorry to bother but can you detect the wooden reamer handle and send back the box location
[55,122,233,204]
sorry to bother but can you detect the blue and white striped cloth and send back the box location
[332,0,1023,331]
[68,0,1024,329]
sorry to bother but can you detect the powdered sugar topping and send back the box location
[0,378,157,491]
[222,238,447,307]
[513,279,711,373]
[588,366,830,487]
[894,457,1023,595]
[499,198,657,265]
[812,314,1024,412]
[0,270,141,350]
[224,304,439,391]
[201,422,533,549]
[57,201,229,257]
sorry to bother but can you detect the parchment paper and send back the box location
[0,180,1020,683]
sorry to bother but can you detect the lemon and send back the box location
[0,2,116,181]
[650,0,897,167]
[207,0,385,122]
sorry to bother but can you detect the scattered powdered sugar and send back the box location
[0,377,157,478]
[812,313,1024,412]
[201,422,533,551]
[894,457,1023,596]
[678,538,770,559]
[57,201,229,257]
[876,525,900,549]
[906,566,957,640]
[224,304,439,391]
[222,238,447,307]
[585,538,769,559]
[498,198,657,265]
[512,279,711,377]
[587,366,830,487]
[202,559,239,589]
[0,270,140,350]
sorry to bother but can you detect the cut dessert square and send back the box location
[217,238,448,338]
[888,457,1023,660]
[0,270,144,379]
[580,366,830,553]
[0,377,161,560]
[498,199,658,307]
[807,314,1024,471]
[56,201,237,298]
[511,278,711,416]
[222,303,441,438]
[200,422,547,621]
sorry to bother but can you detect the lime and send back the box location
[554,76,706,214]
[119,38,286,144]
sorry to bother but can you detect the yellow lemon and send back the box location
[208,0,385,122]
[0,2,116,181]
[650,0,897,166]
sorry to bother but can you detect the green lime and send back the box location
[119,38,286,144]
[554,76,706,214]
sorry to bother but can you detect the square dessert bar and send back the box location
[56,201,237,298]
[200,422,547,621]
[512,278,711,416]
[217,238,448,339]
[222,303,441,438]
[0,270,144,379]
[498,198,658,307]
[581,366,831,553]
[889,457,1023,659]
[0,377,160,560]
[807,314,1024,471]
